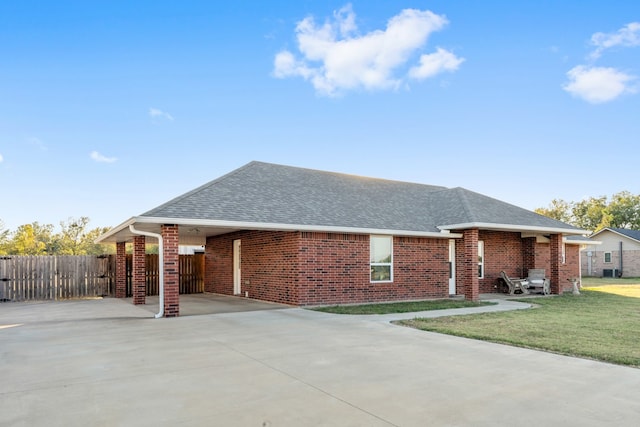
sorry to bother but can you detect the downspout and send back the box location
[619,241,623,278]
[129,225,164,318]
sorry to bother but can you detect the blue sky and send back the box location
[1,1,639,231]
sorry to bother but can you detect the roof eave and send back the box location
[437,222,588,235]
[98,216,464,243]
[94,217,137,244]
[590,228,640,243]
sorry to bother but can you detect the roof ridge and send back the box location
[452,187,475,222]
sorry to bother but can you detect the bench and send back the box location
[526,269,551,295]
[499,271,529,295]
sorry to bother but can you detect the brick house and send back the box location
[581,228,640,277]
[97,161,586,317]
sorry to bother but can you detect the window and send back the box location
[562,243,566,264]
[371,235,393,282]
[604,252,612,263]
[478,240,485,278]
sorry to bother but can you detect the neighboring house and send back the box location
[581,228,640,277]
[97,161,586,317]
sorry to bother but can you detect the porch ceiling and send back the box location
[95,217,240,245]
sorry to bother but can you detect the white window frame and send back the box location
[478,240,485,279]
[370,235,393,283]
[604,252,612,263]
[562,243,566,264]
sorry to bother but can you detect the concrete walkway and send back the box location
[1,298,639,426]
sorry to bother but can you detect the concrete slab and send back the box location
[1,298,639,426]
[132,293,292,316]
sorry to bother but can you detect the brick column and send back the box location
[115,241,127,298]
[133,235,146,305]
[550,234,563,294]
[461,229,480,301]
[204,236,216,293]
[162,224,180,317]
[522,237,536,274]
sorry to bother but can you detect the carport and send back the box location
[97,217,260,318]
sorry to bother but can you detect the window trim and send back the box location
[604,252,612,263]
[370,235,393,283]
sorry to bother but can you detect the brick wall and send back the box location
[206,230,300,304]
[582,250,640,277]
[297,232,369,305]
[297,234,450,305]
[205,229,580,304]
[206,231,451,306]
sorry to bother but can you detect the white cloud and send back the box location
[409,47,465,80]
[149,107,174,121]
[0,153,3,163]
[563,65,636,103]
[273,4,463,96]
[90,151,117,163]
[590,22,640,59]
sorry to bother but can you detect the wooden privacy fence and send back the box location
[125,254,205,297]
[0,254,205,302]
[0,255,113,301]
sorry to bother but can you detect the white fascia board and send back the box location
[565,238,602,246]
[135,217,463,239]
[437,222,588,236]
[94,217,137,243]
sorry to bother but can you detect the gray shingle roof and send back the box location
[605,228,640,242]
[141,161,581,234]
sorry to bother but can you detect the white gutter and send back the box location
[437,222,588,236]
[129,225,164,319]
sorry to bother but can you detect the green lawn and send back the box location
[399,289,640,367]
[310,299,493,315]
[581,277,640,298]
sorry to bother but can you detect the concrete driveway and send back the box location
[1,298,639,427]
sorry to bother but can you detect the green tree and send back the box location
[571,196,610,231]
[57,217,113,255]
[82,226,115,255]
[8,222,55,255]
[57,217,90,255]
[607,191,640,229]
[535,199,572,223]
[537,191,640,233]
[0,219,9,255]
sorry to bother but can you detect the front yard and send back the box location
[399,281,640,367]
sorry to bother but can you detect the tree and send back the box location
[607,191,640,229]
[57,217,91,255]
[536,191,640,233]
[0,219,9,255]
[571,196,610,231]
[534,199,572,223]
[82,226,115,255]
[8,222,55,255]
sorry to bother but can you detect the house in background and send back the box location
[582,228,640,277]
[97,161,587,317]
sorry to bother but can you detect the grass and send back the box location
[581,276,640,298]
[310,299,494,315]
[399,289,640,367]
